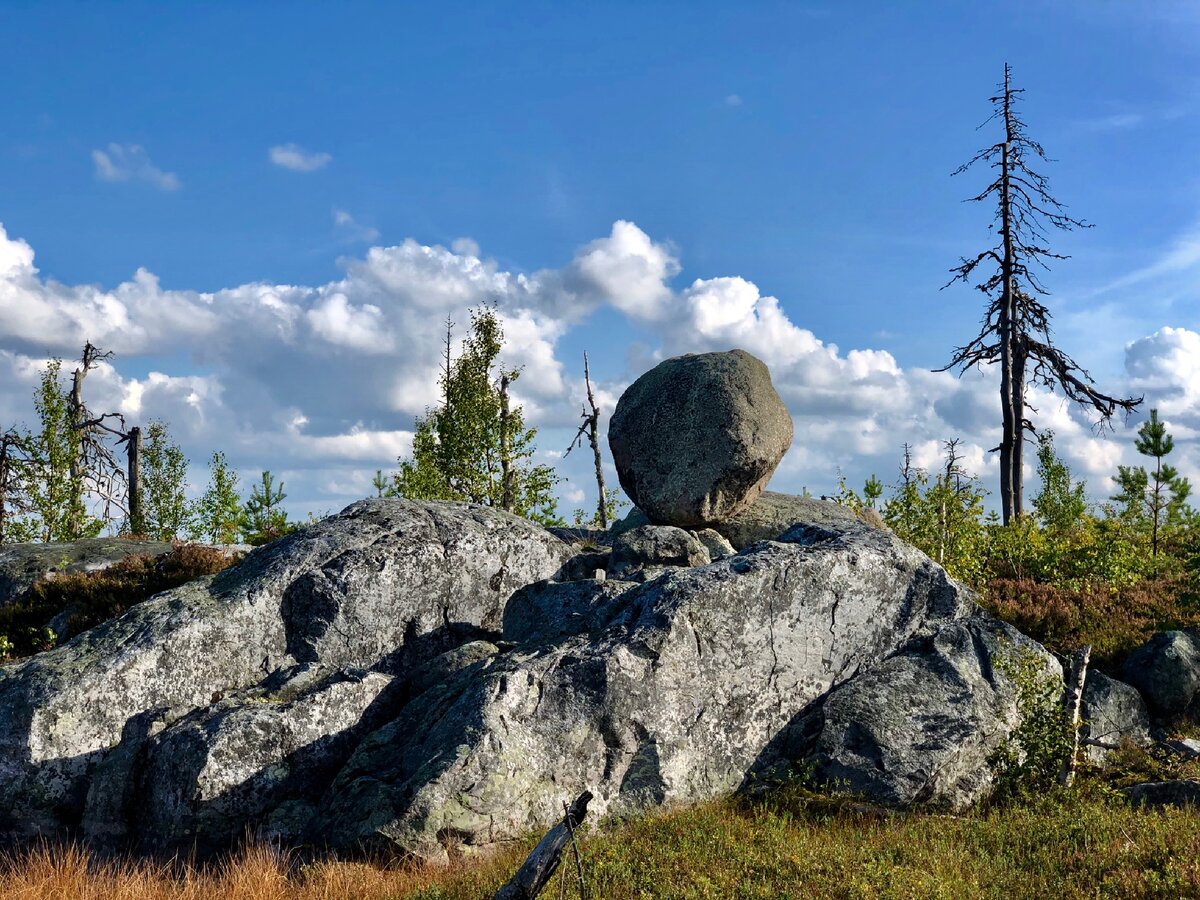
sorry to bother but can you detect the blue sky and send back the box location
[2,1,1199,520]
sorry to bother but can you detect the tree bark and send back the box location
[998,63,1018,525]
[499,374,514,513]
[495,791,592,900]
[1059,645,1092,787]
[126,426,144,537]
[1012,340,1027,518]
[583,353,607,529]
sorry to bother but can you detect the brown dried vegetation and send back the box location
[982,575,1200,670]
[0,544,240,662]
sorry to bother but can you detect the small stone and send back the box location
[692,528,735,560]
[609,525,710,579]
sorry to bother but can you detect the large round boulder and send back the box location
[608,349,793,528]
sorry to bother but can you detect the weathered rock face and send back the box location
[1081,670,1152,764]
[0,493,1071,862]
[608,525,710,579]
[613,492,870,552]
[608,350,793,528]
[1121,630,1200,717]
[799,617,1059,809]
[714,491,869,551]
[0,500,571,846]
[100,667,399,855]
[0,538,178,606]
[309,518,1047,859]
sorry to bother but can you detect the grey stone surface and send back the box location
[692,529,735,560]
[502,579,634,646]
[0,499,570,843]
[611,493,870,553]
[131,667,397,855]
[1165,738,1200,759]
[608,350,793,528]
[1123,779,1200,809]
[608,525,710,579]
[1081,670,1153,764]
[713,492,868,551]
[801,616,1059,810]
[0,495,1069,863]
[1121,630,1200,717]
[310,518,1011,860]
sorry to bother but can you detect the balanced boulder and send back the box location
[608,350,793,528]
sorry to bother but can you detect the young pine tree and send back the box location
[394,306,561,525]
[191,451,243,543]
[371,469,391,499]
[1113,409,1191,557]
[882,441,987,586]
[243,470,290,545]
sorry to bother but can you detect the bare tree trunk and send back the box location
[1059,645,1092,787]
[126,426,144,537]
[1012,342,1027,519]
[68,362,87,538]
[998,64,1018,525]
[441,314,454,408]
[495,791,592,900]
[499,374,514,513]
[583,353,608,529]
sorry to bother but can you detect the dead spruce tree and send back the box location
[943,63,1140,523]
[565,352,609,528]
[67,342,136,533]
[0,427,34,544]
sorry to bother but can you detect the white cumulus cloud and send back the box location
[0,218,1191,518]
[269,143,332,172]
[91,144,180,190]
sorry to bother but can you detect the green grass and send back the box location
[404,784,1200,899]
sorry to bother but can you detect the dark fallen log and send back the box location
[495,791,593,900]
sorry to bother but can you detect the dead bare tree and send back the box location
[942,63,1141,524]
[0,427,34,544]
[565,352,609,528]
[499,373,515,512]
[67,342,132,532]
[120,426,145,535]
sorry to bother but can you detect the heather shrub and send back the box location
[0,543,240,663]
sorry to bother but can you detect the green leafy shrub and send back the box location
[988,649,1072,801]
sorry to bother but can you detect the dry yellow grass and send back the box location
[4,786,1200,899]
[0,842,527,900]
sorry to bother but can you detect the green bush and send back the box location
[988,648,1072,802]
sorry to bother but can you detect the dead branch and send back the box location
[495,791,592,900]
